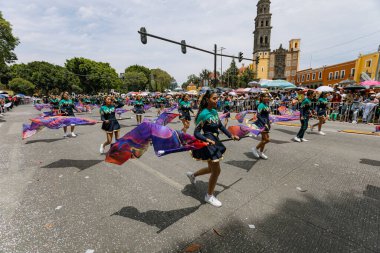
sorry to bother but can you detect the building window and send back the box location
[340,70,345,79]
[264,36,268,44]
[312,73,316,80]
[286,60,291,66]
[261,67,264,72]
[334,71,339,79]
[366,60,372,67]
[301,75,305,82]
[295,42,298,49]
[319,72,322,79]
[306,74,310,81]
[297,75,300,82]
[350,68,355,77]
[263,7,266,12]
[261,20,264,27]
[291,70,296,76]
[328,72,333,80]
[266,20,269,26]
[260,37,263,45]
[293,54,297,59]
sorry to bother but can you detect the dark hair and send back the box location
[259,92,270,103]
[306,90,314,97]
[194,89,216,123]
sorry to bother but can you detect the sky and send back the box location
[1,0,380,84]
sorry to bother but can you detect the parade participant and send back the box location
[223,96,232,127]
[134,95,145,124]
[186,90,239,207]
[155,95,163,116]
[59,91,78,137]
[49,95,60,115]
[251,93,271,160]
[179,94,194,133]
[83,95,92,113]
[310,92,328,135]
[99,95,121,154]
[294,90,314,142]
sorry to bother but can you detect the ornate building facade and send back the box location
[252,0,300,82]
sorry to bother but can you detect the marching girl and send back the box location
[179,94,194,133]
[59,91,79,137]
[49,95,60,115]
[294,90,314,142]
[134,95,145,124]
[186,90,239,207]
[223,95,232,127]
[251,93,271,160]
[99,95,121,154]
[310,92,328,135]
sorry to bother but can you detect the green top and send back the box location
[257,102,270,113]
[134,99,144,106]
[100,105,115,114]
[300,98,311,108]
[317,97,328,105]
[59,99,73,107]
[180,100,191,108]
[196,108,219,126]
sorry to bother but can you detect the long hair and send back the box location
[195,90,215,123]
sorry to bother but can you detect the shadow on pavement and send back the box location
[222,152,258,172]
[41,159,103,170]
[269,139,291,145]
[363,184,380,201]
[25,138,63,144]
[111,205,201,233]
[359,158,380,167]
[275,129,298,135]
[178,192,380,252]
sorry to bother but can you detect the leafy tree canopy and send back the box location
[8,77,35,95]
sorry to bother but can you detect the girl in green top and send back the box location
[310,92,329,135]
[179,94,194,133]
[186,90,239,207]
[59,91,78,137]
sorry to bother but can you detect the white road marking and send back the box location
[131,159,184,191]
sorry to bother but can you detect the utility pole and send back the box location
[219,47,226,86]
[214,44,217,88]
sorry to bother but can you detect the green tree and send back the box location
[224,59,239,88]
[185,74,201,87]
[123,71,148,91]
[8,77,35,95]
[199,69,211,87]
[65,57,122,94]
[238,68,255,88]
[151,68,171,92]
[10,61,80,95]
[0,12,20,72]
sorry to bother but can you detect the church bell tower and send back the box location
[253,0,272,79]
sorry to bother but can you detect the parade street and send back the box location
[0,104,379,253]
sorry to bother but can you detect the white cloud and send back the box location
[1,0,380,84]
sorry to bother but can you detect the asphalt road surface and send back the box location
[0,104,379,253]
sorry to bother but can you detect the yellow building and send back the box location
[354,51,380,82]
[254,52,270,79]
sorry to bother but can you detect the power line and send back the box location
[302,29,380,55]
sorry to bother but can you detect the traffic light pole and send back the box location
[138,28,256,87]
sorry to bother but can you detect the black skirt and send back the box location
[179,111,191,121]
[134,107,144,115]
[191,133,226,162]
[254,118,270,132]
[102,120,120,132]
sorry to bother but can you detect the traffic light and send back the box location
[238,52,243,62]
[181,40,187,54]
[256,56,260,65]
[140,27,147,44]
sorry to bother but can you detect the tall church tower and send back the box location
[253,0,272,80]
